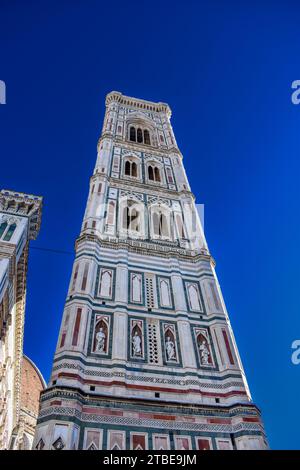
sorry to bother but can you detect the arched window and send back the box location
[153,212,160,235]
[125,160,131,175]
[166,167,173,183]
[0,221,8,239]
[144,129,150,145]
[132,161,137,177]
[124,160,138,178]
[160,214,169,237]
[130,126,136,142]
[148,165,154,181]
[122,202,140,232]
[137,128,143,143]
[152,211,170,238]
[176,214,185,239]
[3,223,16,241]
[154,167,161,182]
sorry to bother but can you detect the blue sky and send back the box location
[1,0,299,449]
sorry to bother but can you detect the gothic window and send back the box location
[147,321,159,364]
[107,201,115,225]
[97,183,102,194]
[125,160,131,175]
[154,166,161,182]
[176,214,185,239]
[122,202,140,232]
[144,129,150,145]
[187,283,201,311]
[130,126,136,142]
[159,278,171,307]
[148,165,161,182]
[93,316,109,354]
[196,330,213,366]
[129,125,151,145]
[148,165,154,181]
[131,273,142,303]
[166,167,174,183]
[124,160,138,178]
[137,127,143,143]
[131,319,143,358]
[0,221,7,238]
[3,223,16,241]
[152,211,170,238]
[132,161,137,177]
[99,269,113,298]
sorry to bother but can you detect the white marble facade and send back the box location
[34,92,267,450]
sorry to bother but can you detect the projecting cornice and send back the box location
[0,190,43,240]
[105,91,172,118]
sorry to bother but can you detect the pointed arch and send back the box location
[160,279,171,307]
[144,129,150,145]
[131,161,137,177]
[93,316,109,353]
[154,166,161,182]
[188,283,201,311]
[130,126,136,142]
[148,165,154,181]
[99,269,112,297]
[137,128,143,143]
[125,160,131,175]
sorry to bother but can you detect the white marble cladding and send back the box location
[34,93,267,450]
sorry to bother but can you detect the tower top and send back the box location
[105,91,172,117]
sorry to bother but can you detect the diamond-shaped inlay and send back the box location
[52,437,65,450]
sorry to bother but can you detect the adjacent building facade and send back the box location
[0,190,43,449]
[34,92,267,450]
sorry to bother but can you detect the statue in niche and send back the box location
[165,335,176,361]
[199,340,210,365]
[132,330,142,357]
[96,327,106,353]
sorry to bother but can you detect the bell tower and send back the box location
[34,92,267,451]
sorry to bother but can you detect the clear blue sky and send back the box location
[1,0,299,450]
